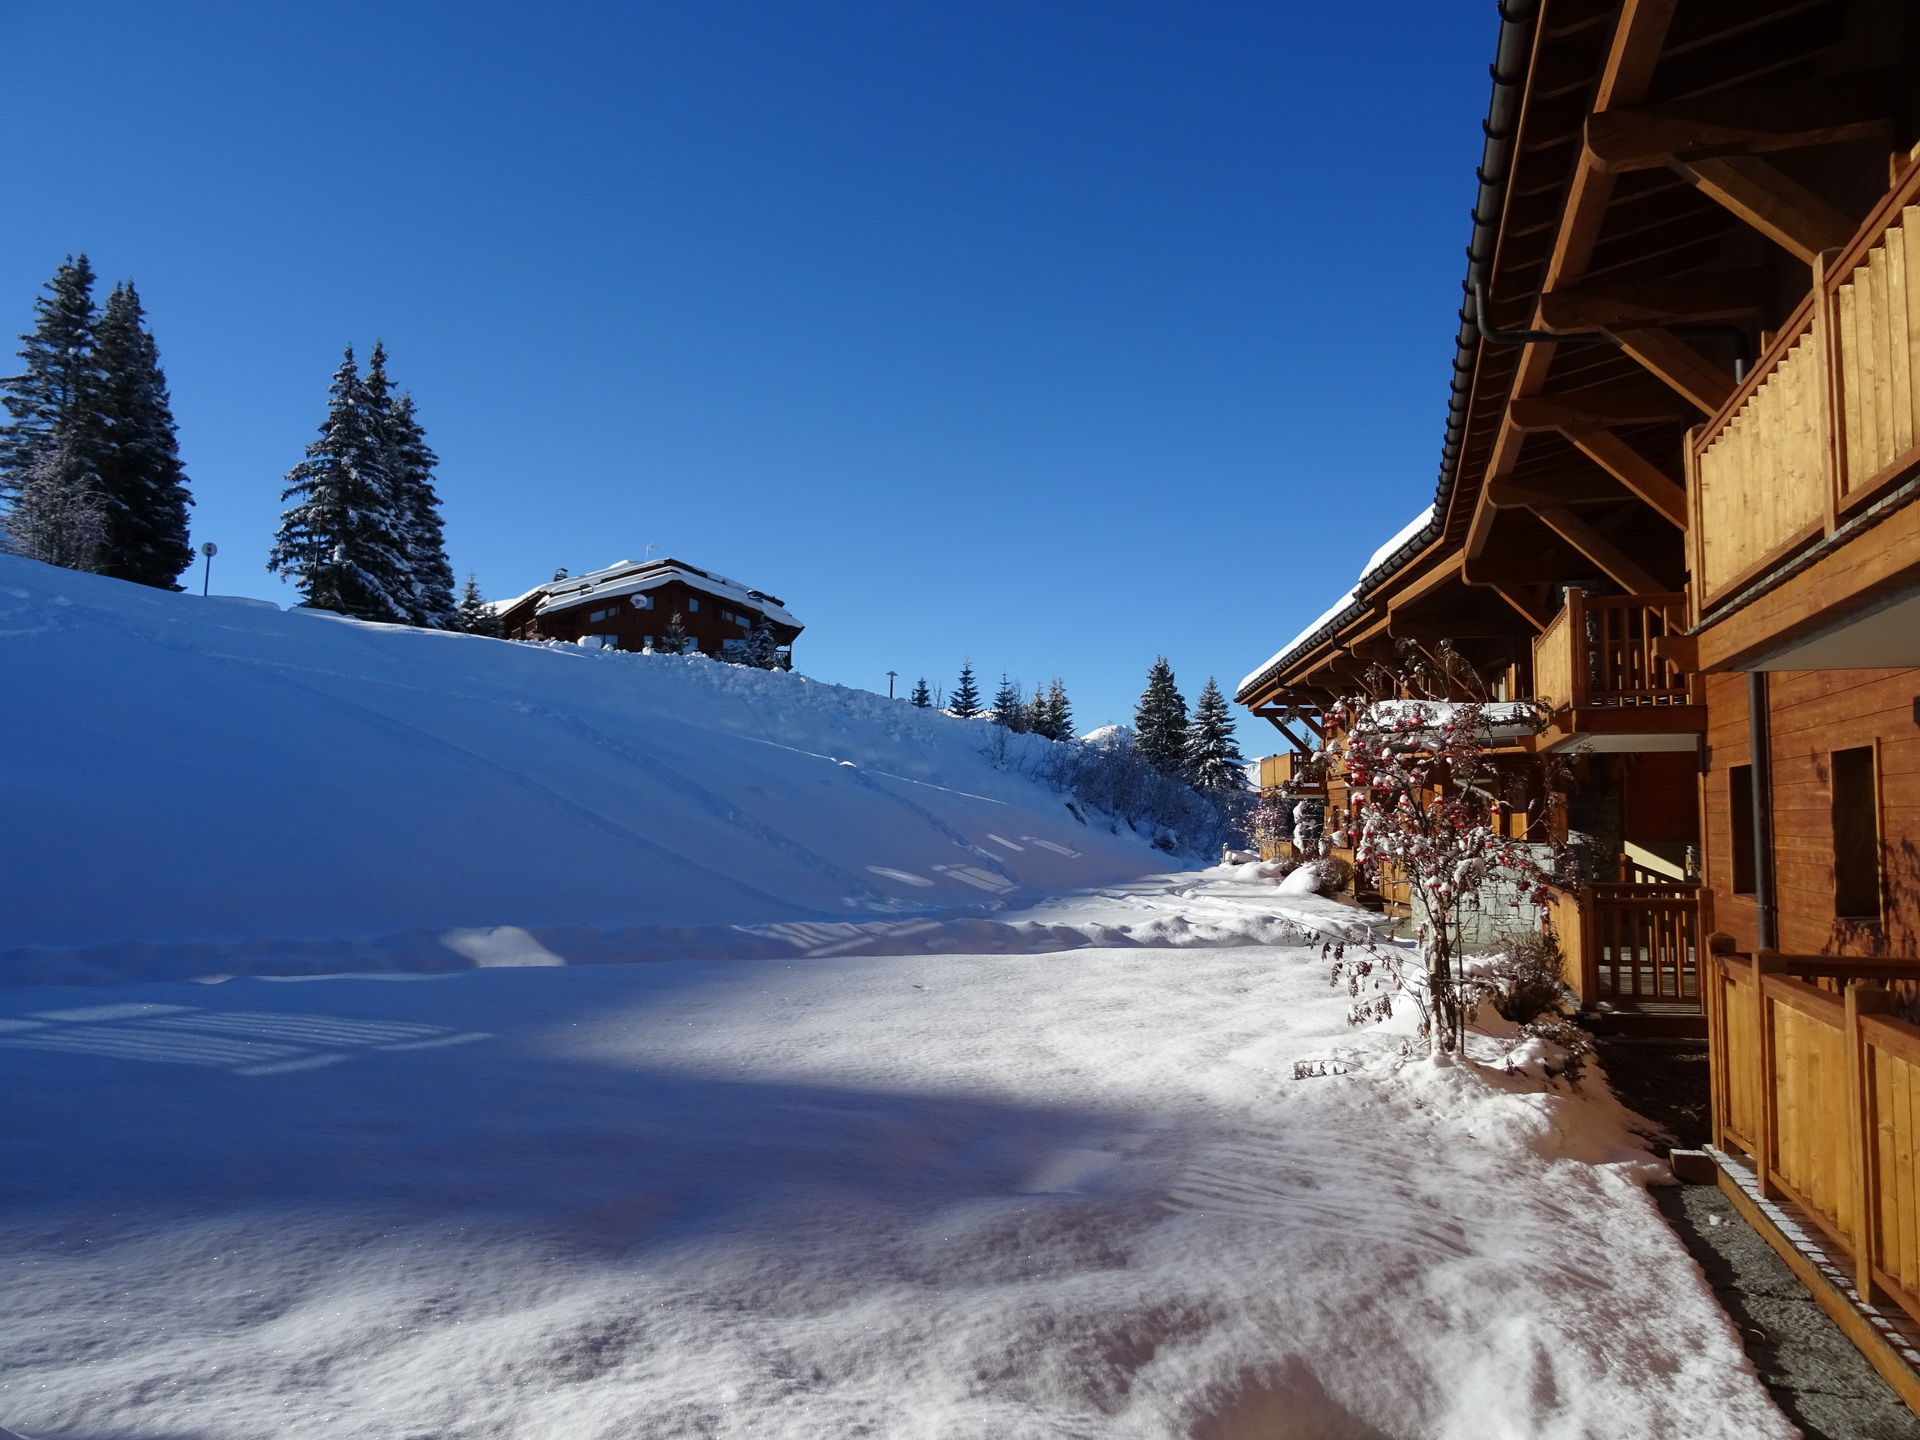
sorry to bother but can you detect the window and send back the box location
[588,606,616,623]
[1729,765,1755,895]
[687,597,700,612]
[1832,746,1882,922]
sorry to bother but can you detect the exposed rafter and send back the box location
[1672,154,1859,263]
[1584,70,1894,172]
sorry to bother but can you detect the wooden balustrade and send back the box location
[1528,589,1695,711]
[1708,952,1920,1324]
[1549,880,1702,1008]
[1690,166,1920,613]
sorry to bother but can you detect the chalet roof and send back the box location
[1239,0,1860,704]
[1236,505,1432,698]
[504,558,801,629]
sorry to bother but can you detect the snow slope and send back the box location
[0,556,1169,984]
[0,868,1790,1440]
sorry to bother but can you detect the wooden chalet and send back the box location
[494,558,802,664]
[1239,0,1920,1401]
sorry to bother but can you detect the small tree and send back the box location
[455,574,502,636]
[1185,677,1247,792]
[1319,648,1570,1056]
[991,674,1027,730]
[1030,678,1073,741]
[744,616,782,669]
[1133,657,1188,774]
[660,610,692,655]
[909,676,932,708]
[949,661,981,719]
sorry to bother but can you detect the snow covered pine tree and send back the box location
[364,343,456,627]
[1184,678,1246,792]
[909,677,932,709]
[992,675,1027,730]
[949,662,981,719]
[455,575,503,637]
[267,347,413,622]
[1133,657,1189,774]
[0,256,105,513]
[92,283,193,589]
[660,611,692,655]
[744,617,783,669]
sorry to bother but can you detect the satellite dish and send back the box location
[200,541,218,557]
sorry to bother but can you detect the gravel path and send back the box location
[1597,1036,1920,1440]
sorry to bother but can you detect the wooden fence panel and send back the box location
[1718,958,1762,1154]
[1767,980,1853,1249]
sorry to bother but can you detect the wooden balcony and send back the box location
[1528,590,1705,749]
[1549,880,1704,1020]
[1707,952,1920,1337]
[1688,164,1920,665]
[1256,752,1325,796]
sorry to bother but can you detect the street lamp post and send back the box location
[886,670,897,698]
[199,541,218,597]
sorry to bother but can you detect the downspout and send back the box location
[1748,672,1778,950]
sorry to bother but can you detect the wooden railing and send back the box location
[1529,589,1697,710]
[1550,880,1702,1008]
[1690,166,1920,610]
[1708,952,1920,1324]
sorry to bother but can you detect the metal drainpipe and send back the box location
[1748,671,1778,950]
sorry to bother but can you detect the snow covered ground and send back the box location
[2,866,1790,1438]
[0,555,1167,985]
[0,558,1794,1437]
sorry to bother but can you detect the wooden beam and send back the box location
[1532,507,1666,595]
[1585,71,1895,173]
[1488,583,1553,630]
[1385,616,1530,641]
[1559,426,1689,529]
[1537,269,1767,332]
[1486,474,1627,508]
[1673,155,1858,264]
[1507,384,1693,430]
[1603,326,1738,413]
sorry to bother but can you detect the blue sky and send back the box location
[0,1,1494,738]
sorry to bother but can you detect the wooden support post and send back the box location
[1674,155,1858,265]
[1604,327,1738,414]
[1533,507,1667,595]
[1565,587,1589,709]
[1848,982,1896,1299]
[1559,427,1690,528]
[1755,949,1785,1199]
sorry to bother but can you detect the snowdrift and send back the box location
[0,556,1169,984]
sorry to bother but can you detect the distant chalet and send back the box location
[494,558,802,664]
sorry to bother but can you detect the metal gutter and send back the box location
[1236,0,1539,703]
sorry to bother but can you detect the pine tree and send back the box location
[388,391,456,626]
[661,610,692,655]
[949,661,981,718]
[360,343,455,627]
[1035,678,1073,741]
[455,573,502,636]
[1185,677,1247,792]
[1,256,105,509]
[991,674,1027,730]
[92,283,192,588]
[267,346,411,622]
[1134,656,1190,774]
[744,616,782,669]
[910,677,932,708]
[1,436,106,570]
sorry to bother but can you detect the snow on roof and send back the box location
[1235,504,1438,703]
[1359,505,1438,583]
[1236,588,1356,697]
[526,558,800,628]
